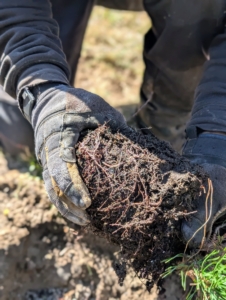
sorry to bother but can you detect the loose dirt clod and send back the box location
[76,125,207,288]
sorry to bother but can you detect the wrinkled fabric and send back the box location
[137,0,226,150]
[183,133,226,168]
[0,0,70,98]
[187,29,226,134]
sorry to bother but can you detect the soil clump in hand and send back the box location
[76,125,207,287]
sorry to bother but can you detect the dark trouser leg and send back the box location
[51,0,95,85]
[0,1,94,154]
[137,0,225,152]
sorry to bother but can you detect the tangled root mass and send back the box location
[76,126,207,287]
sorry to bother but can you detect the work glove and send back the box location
[182,131,226,248]
[18,83,127,225]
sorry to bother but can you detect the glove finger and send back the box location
[65,162,91,209]
[47,148,91,209]
[43,168,90,226]
[181,176,217,248]
[181,193,208,247]
[58,201,90,226]
[181,217,205,248]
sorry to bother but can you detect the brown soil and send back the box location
[0,153,163,300]
[76,126,207,289]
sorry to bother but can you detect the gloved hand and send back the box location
[182,132,226,248]
[19,84,127,225]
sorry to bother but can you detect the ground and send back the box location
[0,154,184,300]
[0,152,155,300]
[0,6,184,300]
[76,5,150,120]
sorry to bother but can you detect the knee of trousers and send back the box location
[143,0,226,44]
[142,0,226,97]
[137,0,226,148]
[0,87,34,155]
[137,65,194,133]
[136,63,193,152]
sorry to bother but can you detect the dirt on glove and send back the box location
[76,125,207,290]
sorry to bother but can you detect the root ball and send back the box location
[76,126,207,285]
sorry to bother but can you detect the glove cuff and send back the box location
[183,128,226,168]
[18,81,68,123]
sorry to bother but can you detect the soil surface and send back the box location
[0,152,180,300]
[77,126,207,288]
[0,150,188,300]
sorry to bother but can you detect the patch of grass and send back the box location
[27,154,42,177]
[163,247,226,300]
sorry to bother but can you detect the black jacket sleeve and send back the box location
[0,0,70,98]
[187,29,226,134]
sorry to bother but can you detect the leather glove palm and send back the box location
[182,133,226,247]
[27,84,127,225]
